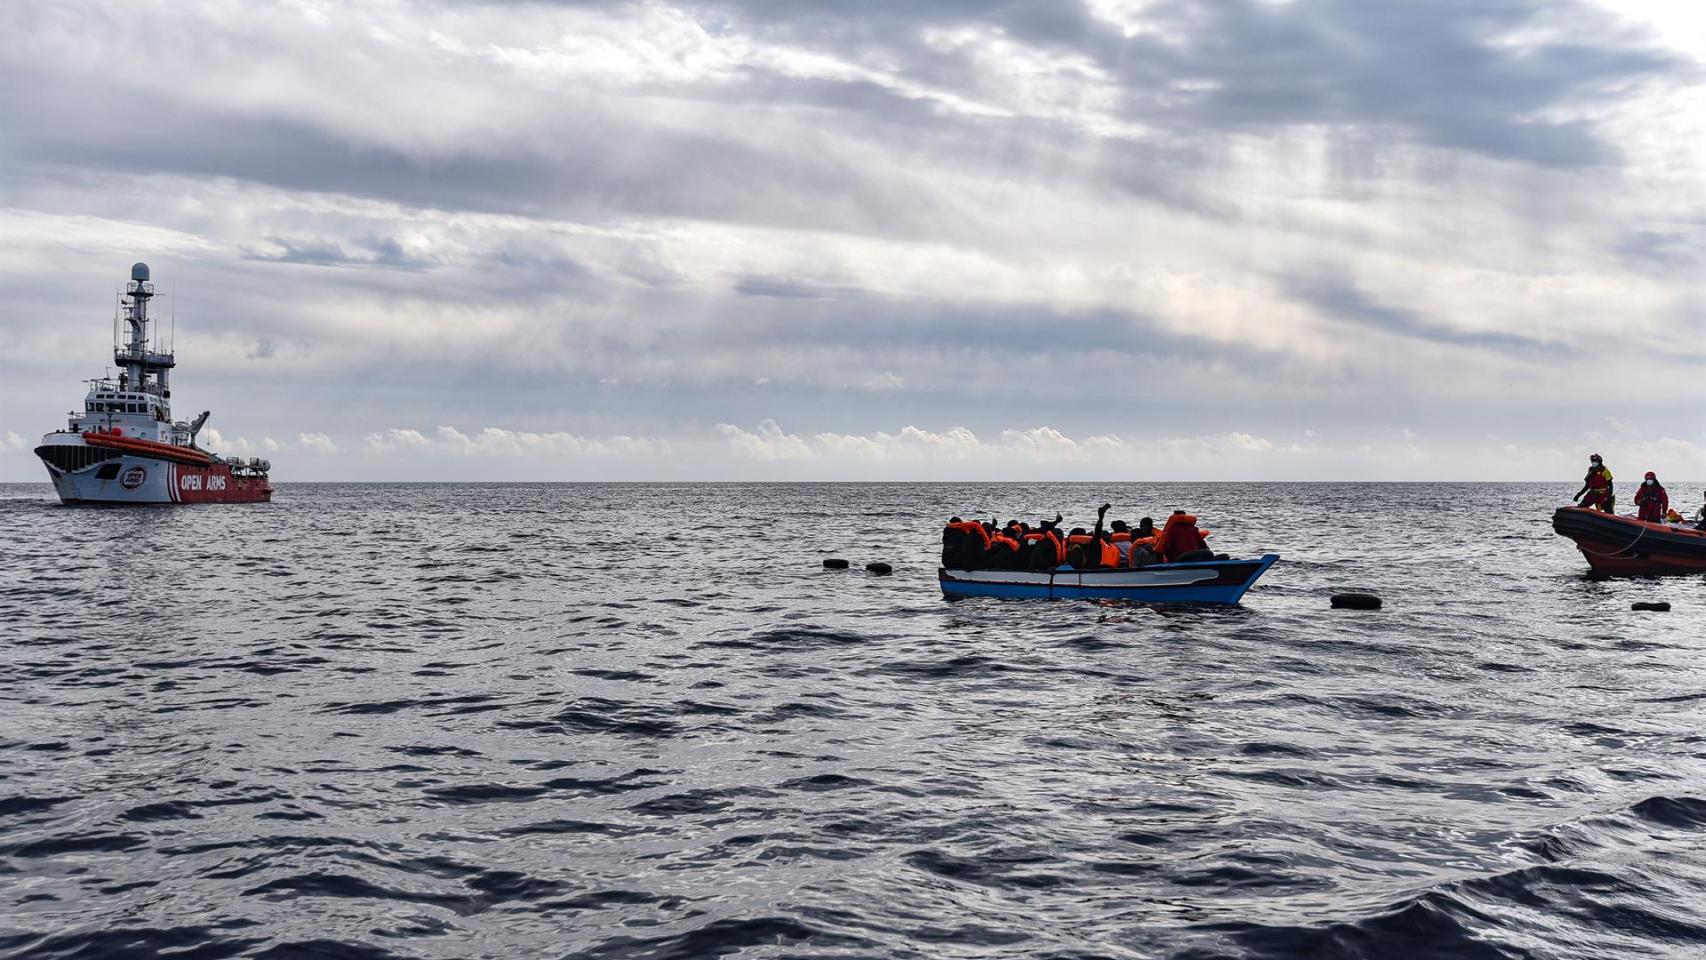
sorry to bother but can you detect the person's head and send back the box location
[949,516,962,524]
[1111,520,1129,533]
[1589,453,1603,467]
[1138,517,1155,534]
[1069,527,1086,536]
[1645,471,1658,485]
[1172,509,1187,516]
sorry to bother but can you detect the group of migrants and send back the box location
[942,504,1223,571]
[1574,453,1706,527]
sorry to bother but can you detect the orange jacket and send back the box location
[1066,534,1120,568]
[1025,530,1065,565]
[1125,535,1157,567]
[1156,514,1209,561]
[947,520,992,552]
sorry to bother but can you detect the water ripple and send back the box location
[4,481,1706,958]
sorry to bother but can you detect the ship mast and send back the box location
[115,262,175,400]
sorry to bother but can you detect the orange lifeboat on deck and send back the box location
[82,431,213,466]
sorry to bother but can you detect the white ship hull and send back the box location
[36,434,272,505]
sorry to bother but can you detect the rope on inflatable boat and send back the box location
[1579,522,1648,559]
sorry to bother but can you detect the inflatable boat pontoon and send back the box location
[1552,506,1706,576]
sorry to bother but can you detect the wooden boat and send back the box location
[1552,506,1706,576]
[939,554,1279,604]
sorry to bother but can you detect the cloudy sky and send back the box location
[1,0,1702,481]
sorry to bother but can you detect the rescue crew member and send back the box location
[1634,471,1669,523]
[1573,454,1615,513]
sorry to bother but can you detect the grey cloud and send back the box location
[5,0,1675,248]
[706,0,1683,168]
[732,276,871,300]
[1617,228,1704,270]
[0,72,955,241]
[1289,276,1573,356]
[242,235,434,271]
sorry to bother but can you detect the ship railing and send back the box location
[114,348,176,368]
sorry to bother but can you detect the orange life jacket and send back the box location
[989,533,1020,552]
[1110,532,1132,543]
[1065,534,1119,568]
[1025,530,1066,564]
[947,520,992,551]
[1126,535,1157,567]
[1156,514,1208,561]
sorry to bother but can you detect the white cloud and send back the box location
[997,426,1093,461]
[297,432,339,456]
[716,419,815,460]
[861,371,905,391]
[363,428,432,454]
[430,424,665,457]
[813,425,984,460]
[1,432,26,452]
[360,425,662,458]
[203,428,260,456]
[200,427,333,457]
[778,422,1283,464]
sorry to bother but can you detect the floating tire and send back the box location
[1632,601,1671,612]
[866,562,893,575]
[1331,593,1382,610]
[823,558,849,569]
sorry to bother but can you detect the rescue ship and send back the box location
[33,263,273,505]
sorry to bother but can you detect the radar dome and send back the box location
[131,262,150,282]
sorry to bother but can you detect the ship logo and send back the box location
[119,465,148,489]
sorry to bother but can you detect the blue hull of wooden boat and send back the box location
[939,554,1279,605]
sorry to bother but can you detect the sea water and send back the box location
[2,482,1704,959]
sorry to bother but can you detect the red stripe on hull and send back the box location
[172,463,273,503]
